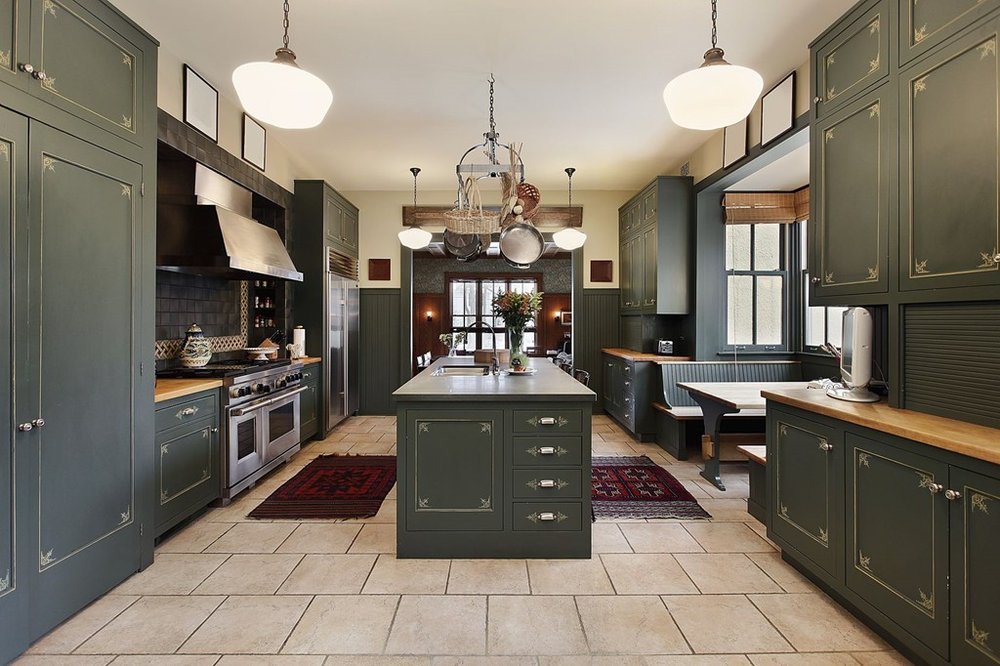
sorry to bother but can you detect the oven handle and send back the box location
[230,386,308,417]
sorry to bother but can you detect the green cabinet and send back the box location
[813,0,889,118]
[811,85,891,303]
[769,409,843,580]
[154,391,220,538]
[899,17,1000,292]
[619,235,638,312]
[845,433,950,657]
[950,468,1000,665]
[900,0,1000,64]
[0,0,28,90]
[321,188,359,255]
[641,224,658,309]
[405,410,504,531]
[601,352,658,441]
[299,363,320,442]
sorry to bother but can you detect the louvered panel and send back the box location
[904,303,1000,428]
[328,248,358,280]
[577,290,621,411]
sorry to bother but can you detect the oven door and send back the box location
[228,405,264,487]
[261,387,305,464]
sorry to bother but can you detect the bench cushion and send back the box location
[660,361,803,408]
[652,402,766,420]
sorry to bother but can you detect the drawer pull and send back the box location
[527,415,569,428]
[539,417,556,426]
[526,445,570,457]
[176,406,199,419]
[527,478,570,491]
[527,511,568,523]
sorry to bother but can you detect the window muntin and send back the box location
[724,223,788,350]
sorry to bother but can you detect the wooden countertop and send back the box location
[154,378,223,404]
[297,356,322,365]
[763,388,1000,466]
[602,348,692,363]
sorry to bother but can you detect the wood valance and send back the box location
[403,205,583,229]
[723,187,810,224]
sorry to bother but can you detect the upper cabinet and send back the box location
[900,0,1000,64]
[0,1,29,89]
[322,190,359,255]
[814,0,889,118]
[618,177,692,316]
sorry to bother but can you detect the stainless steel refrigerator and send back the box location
[326,248,359,430]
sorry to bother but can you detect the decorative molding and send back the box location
[480,422,492,434]
[0,569,9,592]
[972,620,991,651]
[979,39,997,59]
[858,550,872,571]
[42,156,57,172]
[858,452,871,468]
[40,548,55,568]
[479,497,492,509]
[119,506,131,525]
[917,588,935,613]
[0,143,8,162]
[418,422,430,433]
[978,249,998,269]
[917,473,936,490]
[418,497,430,508]
[915,259,929,274]
[971,493,990,514]
[43,0,56,17]
[913,77,928,97]
[866,266,879,281]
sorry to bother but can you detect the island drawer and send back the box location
[512,436,584,466]
[513,409,584,434]
[513,502,584,531]
[155,392,218,434]
[512,469,584,499]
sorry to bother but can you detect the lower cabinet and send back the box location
[767,402,1000,665]
[154,391,220,538]
[602,353,657,440]
[299,364,320,443]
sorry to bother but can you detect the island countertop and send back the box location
[393,357,596,402]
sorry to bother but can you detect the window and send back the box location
[799,220,847,349]
[448,276,539,351]
[725,223,788,350]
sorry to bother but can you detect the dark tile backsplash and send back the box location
[155,270,241,341]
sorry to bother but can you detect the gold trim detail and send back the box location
[971,493,990,514]
[972,620,991,651]
[917,473,936,489]
[866,266,879,281]
[480,422,492,434]
[978,249,998,268]
[43,0,56,17]
[824,271,834,284]
[0,50,10,69]
[779,424,788,437]
[418,497,430,508]
[40,549,55,568]
[418,423,430,433]
[0,143,8,162]
[40,76,57,94]
[869,103,880,119]
[859,551,872,571]
[121,115,132,130]
[827,53,836,65]
[824,128,836,143]
[869,17,880,34]
[819,528,829,544]
[918,588,935,612]
[858,452,871,468]
[160,489,168,503]
[869,53,880,75]
[915,259,929,274]
[479,497,492,509]
[779,503,789,518]
[913,77,928,96]
[121,51,132,69]
[42,156,56,172]
[120,184,131,199]
[914,25,928,43]
[119,506,130,525]
[980,39,997,59]
[0,569,9,592]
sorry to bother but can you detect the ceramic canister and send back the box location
[179,323,212,367]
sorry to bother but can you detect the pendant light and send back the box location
[399,167,432,250]
[663,0,763,131]
[553,168,587,251]
[232,0,333,129]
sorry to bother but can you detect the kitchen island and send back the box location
[393,357,596,558]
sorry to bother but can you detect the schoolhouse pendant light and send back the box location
[662,0,763,131]
[399,167,432,250]
[553,167,587,251]
[232,0,333,129]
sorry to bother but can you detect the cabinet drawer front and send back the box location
[513,469,584,499]
[846,433,950,656]
[513,502,583,531]
[814,0,889,117]
[900,19,1000,292]
[901,0,999,65]
[158,420,216,508]
[513,409,583,434]
[155,393,218,433]
[512,436,584,467]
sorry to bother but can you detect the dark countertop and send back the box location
[602,348,692,363]
[393,357,596,403]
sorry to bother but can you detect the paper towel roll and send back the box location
[292,326,306,358]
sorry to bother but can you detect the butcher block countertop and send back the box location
[602,348,692,363]
[154,378,223,404]
[297,356,322,365]
[763,388,1000,467]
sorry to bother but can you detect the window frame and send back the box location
[445,273,543,351]
[798,219,847,352]
[722,223,791,352]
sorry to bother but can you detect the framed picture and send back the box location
[723,117,748,168]
[242,113,267,170]
[560,311,572,326]
[761,72,795,146]
[183,65,218,141]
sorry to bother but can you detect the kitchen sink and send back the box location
[431,365,492,376]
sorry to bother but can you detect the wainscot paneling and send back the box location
[575,289,621,412]
[360,288,402,415]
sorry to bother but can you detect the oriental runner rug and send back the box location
[249,454,395,520]
[592,456,711,521]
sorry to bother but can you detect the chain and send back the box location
[710,0,718,48]
[488,74,496,136]
[282,0,291,49]
[411,167,420,206]
[566,168,575,206]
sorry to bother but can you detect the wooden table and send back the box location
[678,381,812,491]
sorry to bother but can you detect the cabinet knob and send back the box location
[211,427,219,433]
[818,440,833,451]
[925,482,944,494]
[17,422,32,432]
[18,62,34,74]
[31,418,45,428]
[32,70,49,82]
[993,253,1000,264]
[810,276,821,284]
[813,95,823,103]
[944,489,962,501]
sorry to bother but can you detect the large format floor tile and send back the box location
[618,523,706,553]
[282,595,399,654]
[385,595,487,655]
[277,553,377,594]
[600,553,699,595]
[674,553,783,594]
[682,522,775,553]
[203,522,297,553]
[749,593,889,652]
[527,559,615,595]
[112,553,228,595]
[179,595,310,654]
[74,596,224,654]
[192,554,303,595]
[576,595,690,654]
[662,594,794,654]
[276,523,363,553]
[26,595,139,654]
[362,554,451,594]
[487,596,588,656]
[447,559,530,595]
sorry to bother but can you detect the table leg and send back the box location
[692,397,736,491]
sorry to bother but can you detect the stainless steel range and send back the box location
[158,360,306,501]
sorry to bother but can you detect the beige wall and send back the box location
[683,61,812,183]
[343,189,633,289]
[155,47,312,192]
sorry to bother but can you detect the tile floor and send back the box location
[17,415,914,665]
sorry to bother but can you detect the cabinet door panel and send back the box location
[344,208,358,250]
[846,434,950,657]
[0,104,28,666]
[812,86,891,300]
[30,0,143,144]
[900,20,1000,291]
[901,0,1000,65]
[157,421,216,528]
[630,237,643,310]
[324,196,342,243]
[642,225,657,310]
[407,411,503,530]
[950,467,1000,666]
[0,0,29,90]
[641,185,657,223]
[814,0,889,117]
[28,122,142,634]
[769,411,843,580]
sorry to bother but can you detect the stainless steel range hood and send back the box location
[156,164,303,281]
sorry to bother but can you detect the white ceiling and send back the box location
[726,141,810,191]
[110,0,852,191]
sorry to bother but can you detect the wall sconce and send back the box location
[555,311,562,323]
[426,311,433,322]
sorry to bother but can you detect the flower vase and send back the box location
[448,346,458,357]
[508,328,528,370]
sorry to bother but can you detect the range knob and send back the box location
[229,387,241,398]
[278,379,287,388]
[253,383,266,394]
[241,386,252,396]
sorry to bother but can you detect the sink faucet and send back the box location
[465,320,500,376]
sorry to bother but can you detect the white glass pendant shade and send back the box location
[552,227,587,251]
[398,227,432,250]
[233,49,333,129]
[663,49,763,131]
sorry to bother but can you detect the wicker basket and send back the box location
[517,182,541,219]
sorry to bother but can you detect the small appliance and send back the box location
[657,339,674,355]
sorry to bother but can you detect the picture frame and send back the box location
[560,311,573,326]
[723,117,748,168]
[761,71,795,146]
[242,113,267,171]
[183,65,218,142]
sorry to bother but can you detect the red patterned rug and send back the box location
[592,456,711,521]
[248,454,396,520]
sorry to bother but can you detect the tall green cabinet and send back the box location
[0,1,157,662]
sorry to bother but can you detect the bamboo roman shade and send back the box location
[723,187,810,224]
